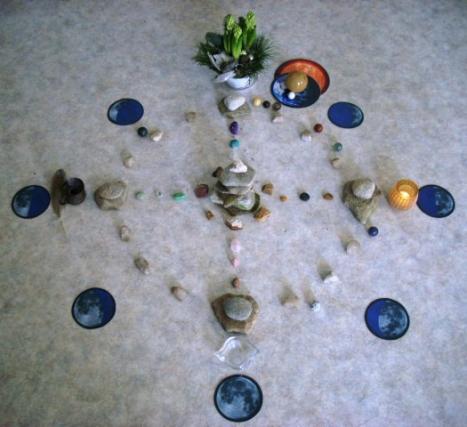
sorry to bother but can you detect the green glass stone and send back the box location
[172,192,187,202]
[333,142,343,152]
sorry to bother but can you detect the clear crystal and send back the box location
[214,336,259,370]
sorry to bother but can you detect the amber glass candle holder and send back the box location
[388,179,419,210]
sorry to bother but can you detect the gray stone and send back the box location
[223,296,253,321]
[343,180,381,225]
[119,225,131,242]
[134,256,150,274]
[185,111,196,122]
[94,180,128,210]
[211,293,259,333]
[352,178,376,200]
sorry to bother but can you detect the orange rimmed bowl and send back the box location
[275,59,330,94]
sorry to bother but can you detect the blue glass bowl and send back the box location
[328,102,364,129]
[11,185,50,219]
[365,298,409,340]
[107,98,144,125]
[72,288,116,329]
[271,73,320,108]
[417,185,455,218]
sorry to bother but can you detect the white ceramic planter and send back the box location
[225,75,257,90]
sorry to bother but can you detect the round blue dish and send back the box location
[417,185,455,218]
[107,98,144,125]
[214,375,263,422]
[11,185,51,219]
[72,288,116,329]
[271,73,320,108]
[328,102,364,128]
[365,298,409,340]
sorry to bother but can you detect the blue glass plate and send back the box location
[328,102,364,128]
[72,288,116,329]
[417,185,455,218]
[365,298,409,340]
[11,185,51,219]
[271,73,320,108]
[214,375,263,422]
[107,98,144,125]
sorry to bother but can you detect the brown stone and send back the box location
[261,183,274,195]
[211,293,259,334]
[254,207,271,222]
[212,167,223,178]
[205,210,214,220]
[231,277,241,288]
[224,216,243,230]
[279,195,288,202]
[322,192,334,200]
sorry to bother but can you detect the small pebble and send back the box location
[262,183,274,195]
[231,277,241,288]
[230,238,242,254]
[314,123,323,133]
[333,142,343,152]
[282,292,300,308]
[254,206,271,222]
[225,216,243,230]
[262,100,271,108]
[172,192,187,202]
[229,139,240,149]
[299,192,310,201]
[322,192,334,200]
[149,129,163,142]
[346,239,361,255]
[185,111,197,122]
[134,256,150,275]
[331,158,343,169]
[171,286,188,301]
[272,102,282,111]
[252,96,262,107]
[212,167,223,178]
[137,126,148,137]
[119,225,131,242]
[279,195,288,202]
[205,210,214,220]
[231,257,240,268]
[368,226,379,237]
[229,121,239,135]
[194,184,209,198]
[309,300,321,312]
[135,191,146,200]
[155,190,163,198]
[300,130,312,142]
[121,151,135,169]
[323,271,339,284]
[271,113,284,123]
[287,91,296,100]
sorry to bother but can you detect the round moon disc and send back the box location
[271,73,320,108]
[365,298,409,340]
[417,185,455,218]
[328,102,364,128]
[11,185,51,219]
[72,288,116,329]
[107,98,144,125]
[214,375,263,422]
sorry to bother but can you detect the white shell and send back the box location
[323,271,339,284]
[229,160,248,174]
[272,113,284,123]
[171,286,188,301]
[301,130,312,142]
[150,129,163,142]
[121,150,135,168]
[223,95,246,111]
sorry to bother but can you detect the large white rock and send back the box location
[352,178,376,200]
[224,95,246,111]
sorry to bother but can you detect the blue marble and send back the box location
[271,73,320,108]
[417,185,455,218]
[107,98,144,125]
[214,375,262,422]
[11,185,50,219]
[328,102,364,129]
[365,298,409,340]
[72,288,116,329]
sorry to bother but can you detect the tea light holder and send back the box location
[388,179,419,210]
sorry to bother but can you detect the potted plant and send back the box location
[193,11,273,90]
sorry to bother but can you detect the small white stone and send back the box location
[309,300,321,312]
[229,160,248,174]
[287,91,296,100]
[346,240,361,255]
[272,113,284,123]
[224,216,243,230]
[121,150,135,168]
[331,158,343,169]
[231,257,240,268]
[352,178,376,200]
[230,238,242,254]
[301,130,312,142]
[171,286,188,301]
[149,129,163,142]
[119,225,131,242]
[323,271,339,284]
[282,291,300,308]
[224,95,246,111]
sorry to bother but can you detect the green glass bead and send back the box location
[172,192,187,202]
[333,142,343,152]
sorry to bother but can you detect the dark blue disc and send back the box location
[365,298,409,340]
[328,102,364,128]
[214,375,263,422]
[72,288,116,329]
[107,98,144,125]
[271,74,320,108]
[11,185,51,219]
[417,185,455,218]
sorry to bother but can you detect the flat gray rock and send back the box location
[95,180,128,210]
[223,296,253,321]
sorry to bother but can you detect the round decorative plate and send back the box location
[417,185,455,218]
[72,288,116,329]
[328,102,364,128]
[11,185,51,219]
[107,98,144,125]
[365,298,409,340]
[214,375,263,422]
[271,73,321,108]
[275,58,330,94]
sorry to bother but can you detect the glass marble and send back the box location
[214,375,263,422]
[11,185,50,219]
[328,102,364,129]
[107,98,144,125]
[417,185,455,218]
[72,288,116,329]
[271,73,320,108]
[365,298,409,340]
